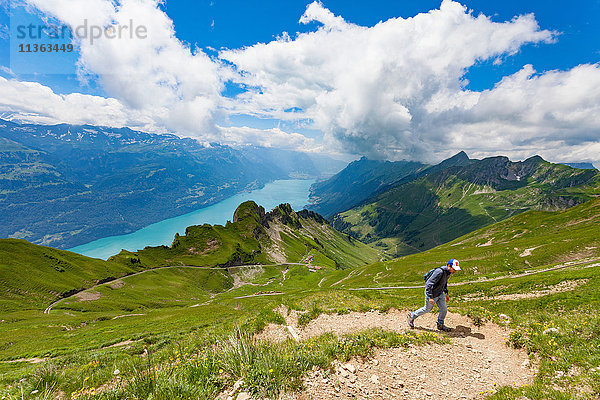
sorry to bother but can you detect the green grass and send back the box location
[1,198,600,398]
[0,240,143,312]
[451,262,600,399]
[5,328,445,400]
[55,267,232,313]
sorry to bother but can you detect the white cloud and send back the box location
[24,0,223,136]
[2,0,600,167]
[299,1,347,30]
[221,0,561,162]
[217,125,317,151]
[0,76,157,129]
[0,77,318,152]
[0,66,15,77]
[436,63,600,165]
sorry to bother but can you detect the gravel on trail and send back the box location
[257,308,534,400]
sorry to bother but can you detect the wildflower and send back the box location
[113,369,120,375]
[269,368,274,373]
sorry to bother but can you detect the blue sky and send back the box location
[0,0,599,165]
[3,1,600,93]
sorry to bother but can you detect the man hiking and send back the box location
[407,259,461,332]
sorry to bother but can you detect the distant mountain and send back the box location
[331,153,600,257]
[0,120,333,249]
[308,156,429,218]
[562,162,597,170]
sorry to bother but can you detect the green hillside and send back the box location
[332,155,600,257]
[54,267,232,313]
[323,196,600,288]
[308,157,428,217]
[111,201,380,270]
[1,198,599,399]
[0,240,142,312]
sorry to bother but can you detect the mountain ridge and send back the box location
[328,153,600,256]
[308,156,429,218]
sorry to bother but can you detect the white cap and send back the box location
[448,259,461,270]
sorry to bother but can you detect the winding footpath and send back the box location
[43,263,304,314]
[348,258,600,291]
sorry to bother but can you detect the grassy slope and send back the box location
[308,157,428,218]
[2,199,600,398]
[0,240,142,312]
[323,196,600,288]
[55,267,233,313]
[334,157,600,257]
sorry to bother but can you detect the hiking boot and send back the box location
[437,323,452,332]
[407,312,414,329]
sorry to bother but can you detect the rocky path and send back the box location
[259,308,534,400]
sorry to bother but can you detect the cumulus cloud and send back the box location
[25,0,222,135]
[2,0,600,165]
[432,63,600,164]
[221,0,563,161]
[0,76,319,152]
[0,76,157,129]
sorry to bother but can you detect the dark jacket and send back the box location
[425,266,451,299]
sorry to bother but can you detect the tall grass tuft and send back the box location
[30,362,63,396]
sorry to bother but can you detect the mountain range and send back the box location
[309,152,600,257]
[0,120,344,249]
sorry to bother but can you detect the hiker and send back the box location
[407,259,461,332]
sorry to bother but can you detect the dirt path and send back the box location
[259,308,534,400]
[232,292,284,299]
[43,263,303,314]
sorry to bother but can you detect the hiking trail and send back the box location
[258,307,534,400]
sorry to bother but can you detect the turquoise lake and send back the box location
[68,179,315,260]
